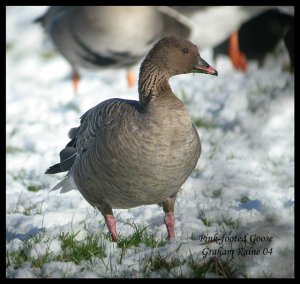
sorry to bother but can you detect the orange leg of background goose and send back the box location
[126,70,135,88]
[72,71,80,96]
[228,31,247,71]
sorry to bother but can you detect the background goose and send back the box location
[45,36,218,241]
[36,6,290,95]
[168,6,293,71]
[169,6,280,47]
[213,9,294,71]
[35,6,190,94]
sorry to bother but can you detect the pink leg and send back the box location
[164,212,175,239]
[162,194,177,239]
[104,214,118,242]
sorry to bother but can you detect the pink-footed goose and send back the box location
[45,36,218,241]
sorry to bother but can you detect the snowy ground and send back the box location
[6,6,294,278]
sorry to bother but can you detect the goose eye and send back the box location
[182,48,189,54]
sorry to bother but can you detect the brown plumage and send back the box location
[45,36,218,241]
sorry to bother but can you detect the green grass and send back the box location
[282,62,294,73]
[22,202,43,216]
[240,196,250,204]
[197,209,212,227]
[226,152,236,160]
[148,254,183,271]
[248,86,270,97]
[116,221,166,265]
[141,251,238,278]
[6,225,255,278]
[6,230,107,269]
[64,101,81,113]
[218,214,236,227]
[142,253,186,277]
[6,42,14,51]
[279,247,291,257]
[189,256,236,278]
[6,247,29,269]
[192,117,216,129]
[40,50,56,59]
[27,185,41,192]
[6,145,24,154]
[7,217,265,277]
[117,223,166,249]
[32,252,53,268]
[58,231,106,264]
[7,197,44,216]
[212,189,222,198]
[6,231,49,269]
[264,212,278,223]
[7,168,43,193]
[9,169,27,182]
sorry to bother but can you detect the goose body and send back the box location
[70,96,199,209]
[46,36,218,241]
[36,6,190,92]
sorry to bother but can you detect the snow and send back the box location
[6,6,294,278]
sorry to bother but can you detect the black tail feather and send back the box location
[45,163,63,174]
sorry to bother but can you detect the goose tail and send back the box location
[50,173,77,193]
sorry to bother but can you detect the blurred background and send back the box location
[6,6,294,278]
